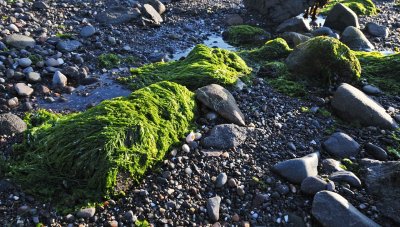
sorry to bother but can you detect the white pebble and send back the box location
[284,215,289,222]
[276,217,282,223]
[182,144,190,153]
[194,132,202,140]
[186,132,195,143]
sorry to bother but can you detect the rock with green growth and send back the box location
[119,44,251,90]
[240,38,292,64]
[321,0,377,16]
[222,25,271,46]
[98,53,121,69]
[285,36,361,86]
[9,81,196,209]
[354,51,400,95]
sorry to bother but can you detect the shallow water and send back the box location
[297,14,326,27]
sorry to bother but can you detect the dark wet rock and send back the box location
[341,26,375,51]
[196,84,246,126]
[329,171,362,188]
[0,113,27,135]
[201,124,248,150]
[207,196,221,222]
[272,152,319,184]
[5,34,36,49]
[301,176,328,195]
[215,172,228,188]
[281,32,310,47]
[323,132,360,158]
[32,1,49,10]
[14,83,34,97]
[124,210,137,223]
[331,83,398,129]
[312,190,380,227]
[243,0,313,24]
[365,143,388,161]
[56,40,82,52]
[276,17,310,33]
[143,4,163,25]
[80,25,96,37]
[95,7,141,25]
[366,22,389,38]
[225,14,244,26]
[362,85,381,95]
[76,207,96,219]
[324,3,359,32]
[361,159,400,224]
[311,27,334,37]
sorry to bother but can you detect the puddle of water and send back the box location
[172,35,236,60]
[38,74,131,111]
[297,14,326,27]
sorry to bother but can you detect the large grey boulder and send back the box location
[301,176,328,195]
[243,0,313,24]
[312,191,380,227]
[272,152,319,184]
[196,84,245,126]
[341,26,375,51]
[361,159,400,224]
[322,132,360,158]
[276,17,311,33]
[331,83,398,129]
[201,124,248,150]
[0,113,27,135]
[95,7,141,25]
[5,34,36,49]
[323,3,359,32]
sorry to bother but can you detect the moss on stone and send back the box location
[222,25,270,45]
[98,53,121,69]
[268,76,307,97]
[119,44,251,90]
[240,38,292,64]
[285,36,361,86]
[321,0,378,15]
[9,81,196,209]
[354,51,400,95]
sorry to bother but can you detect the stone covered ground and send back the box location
[0,0,400,226]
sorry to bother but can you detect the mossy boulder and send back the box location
[240,38,292,64]
[354,51,400,95]
[285,36,361,86]
[9,81,196,209]
[222,25,271,45]
[321,0,377,16]
[119,44,251,90]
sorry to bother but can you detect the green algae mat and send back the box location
[321,0,377,15]
[119,44,251,90]
[9,81,196,209]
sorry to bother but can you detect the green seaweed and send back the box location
[268,76,307,97]
[9,81,196,210]
[28,54,43,65]
[119,44,252,90]
[222,25,269,46]
[98,53,121,69]
[354,51,400,95]
[135,220,150,227]
[240,38,292,64]
[56,33,73,39]
[286,36,361,86]
[321,0,377,15]
[317,108,332,117]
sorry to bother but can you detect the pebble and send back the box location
[18,58,32,67]
[215,172,228,188]
[207,196,221,222]
[182,144,190,153]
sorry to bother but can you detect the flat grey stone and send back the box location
[76,207,96,219]
[14,83,34,96]
[341,26,375,51]
[365,143,388,161]
[276,17,310,33]
[0,113,27,135]
[5,34,36,49]
[27,72,41,83]
[329,170,362,188]
[207,196,221,222]
[80,25,96,37]
[143,4,163,25]
[312,190,380,227]
[56,40,81,52]
[331,83,398,129]
[95,7,140,25]
[201,124,248,150]
[301,176,328,195]
[272,152,319,184]
[323,3,359,32]
[323,132,360,158]
[196,84,245,126]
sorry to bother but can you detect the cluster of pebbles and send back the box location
[1,0,400,226]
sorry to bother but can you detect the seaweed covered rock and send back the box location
[222,25,271,45]
[119,44,251,90]
[240,38,292,63]
[9,81,196,208]
[354,51,400,95]
[321,0,377,16]
[285,36,361,86]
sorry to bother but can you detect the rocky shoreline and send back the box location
[1,0,400,226]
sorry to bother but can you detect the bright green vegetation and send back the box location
[56,33,73,39]
[354,51,400,95]
[135,220,150,227]
[120,44,252,90]
[9,81,196,209]
[321,0,378,15]
[98,53,121,69]
[28,54,43,65]
[387,131,400,158]
[301,107,310,113]
[222,25,270,45]
[240,38,292,64]
[341,158,360,173]
[286,36,361,86]
[268,77,306,97]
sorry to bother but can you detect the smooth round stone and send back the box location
[365,143,388,161]
[182,144,190,153]
[27,72,41,82]
[18,58,32,67]
[363,85,381,95]
[80,25,96,37]
[45,58,60,67]
[8,24,19,32]
[215,172,228,188]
